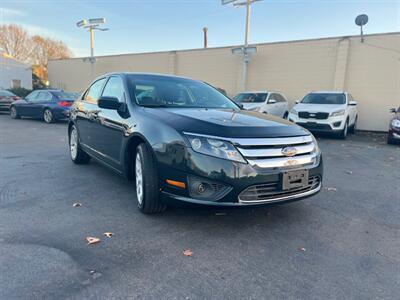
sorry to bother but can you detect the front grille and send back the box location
[298,112,329,120]
[239,176,321,203]
[234,135,318,169]
[297,123,332,131]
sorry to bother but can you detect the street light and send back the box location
[76,17,109,63]
[222,0,263,91]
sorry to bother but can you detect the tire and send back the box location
[69,125,91,164]
[338,120,348,139]
[349,116,357,134]
[387,134,396,145]
[10,106,20,119]
[135,143,166,214]
[43,109,54,124]
[283,111,289,119]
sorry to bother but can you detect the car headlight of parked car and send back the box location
[311,135,321,155]
[290,108,297,115]
[185,134,246,163]
[330,109,345,117]
[391,119,400,128]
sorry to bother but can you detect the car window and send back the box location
[53,92,77,101]
[269,93,279,103]
[234,93,268,103]
[85,78,107,104]
[102,77,125,103]
[0,90,15,97]
[36,91,53,101]
[26,91,39,101]
[275,94,286,103]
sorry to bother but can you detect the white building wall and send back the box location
[0,55,32,90]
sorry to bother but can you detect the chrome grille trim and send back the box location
[230,135,313,146]
[237,143,315,158]
[247,153,318,168]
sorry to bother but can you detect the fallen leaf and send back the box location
[103,232,113,238]
[86,237,100,245]
[183,249,193,257]
[73,203,82,207]
[388,157,395,161]
[300,247,306,252]
[346,171,353,175]
[325,187,337,192]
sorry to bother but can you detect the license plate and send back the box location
[282,170,309,190]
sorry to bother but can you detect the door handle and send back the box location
[88,110,101,121]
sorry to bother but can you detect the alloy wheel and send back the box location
[44,110,53,123]
[10,107,17,118]
[135,153,144,205]
[70,127,78,160]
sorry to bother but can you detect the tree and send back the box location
[0,24,72,85]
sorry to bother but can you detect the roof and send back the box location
[310,90,347,94]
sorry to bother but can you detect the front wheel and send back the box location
[283,111,289,119]
[43,109,54,124]
[69,125,91,164]
[338,121,348,139]
[135,143,166,214]
[10,106,20,119]
[349,117,357,134]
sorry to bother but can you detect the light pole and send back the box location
[222,0,262,91]
[77,18,109,78]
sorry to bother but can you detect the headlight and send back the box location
[290,108,297,115]
[311,134,321,155]
[391,119,400,128]
[330,109,345,117]
[185,134,246,163]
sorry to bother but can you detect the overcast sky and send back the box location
[1,0,399,57]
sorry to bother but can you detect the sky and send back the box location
[0,0,399,58]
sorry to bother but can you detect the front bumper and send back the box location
[389,127,400,140]
[0,102,12,112]
[288,113,345,133]
[156,148,323,207]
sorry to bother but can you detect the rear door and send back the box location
[31,91,53,117]
[276,93,289,117]
[91,76,128,168]
[75,78,107,152]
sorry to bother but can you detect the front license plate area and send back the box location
[282,170,309,190]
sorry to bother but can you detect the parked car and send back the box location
[233,91,289,118]
[288,91,358,139]
[68,73,323,214]
[0,90,20,112]
[387,106,400,144]
[10,90,76,123]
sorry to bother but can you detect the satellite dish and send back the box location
[355,14,368,27]
[355,14,368,42]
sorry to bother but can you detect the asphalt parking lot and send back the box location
[0,114,399,299]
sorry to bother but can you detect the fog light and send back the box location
[333,121,342,127]
[188,176,232,201]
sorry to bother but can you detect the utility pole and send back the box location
[223,0,261,91]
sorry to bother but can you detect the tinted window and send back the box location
[36,91,52,101]
[275,94,286,103]
[0,90,15,97]
[26,91,39,101]
[102,77,125,102]
[85,78,106,104]
[301,93,346,105]
[53,92,77,100]
[234,93,268,103]
[128,75,238,109]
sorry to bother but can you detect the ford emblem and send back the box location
[281,146,298,157]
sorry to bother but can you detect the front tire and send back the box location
[69,125,91,164]
[135,143,166,214]
[349,117,357,134]
[43,109,54,124]
[10,106,20,119]
[283,111,289,119]
[338,120,348,139]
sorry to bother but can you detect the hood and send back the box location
[294,103,346,113]
[142,108,309,138]
[241,102,263,111]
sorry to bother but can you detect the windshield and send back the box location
[53,92,77,100]
[128,75,239,109]
[233,93,268,103]
[301,93,345,105]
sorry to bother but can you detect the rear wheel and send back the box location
[10,106,20,119]
[135,143,166,214]
[338,120,348,139]
[43,109,54,124]
[69,125,91,164]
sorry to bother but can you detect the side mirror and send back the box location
[294,100,299,104]
[268,99,277,104]
[98,96,120,110]
[390,108,396,113]
[349,100,357,106]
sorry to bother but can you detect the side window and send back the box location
[102,77,125,102]
[37,91,52,101]
[26,91,39,101]
[84,78,107,104]
[269,93,278,103]
[276,94,286,103]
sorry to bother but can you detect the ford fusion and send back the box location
[68,73,323,214]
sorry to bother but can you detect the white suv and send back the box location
[233,91,289,118]
[288,91,358,139]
